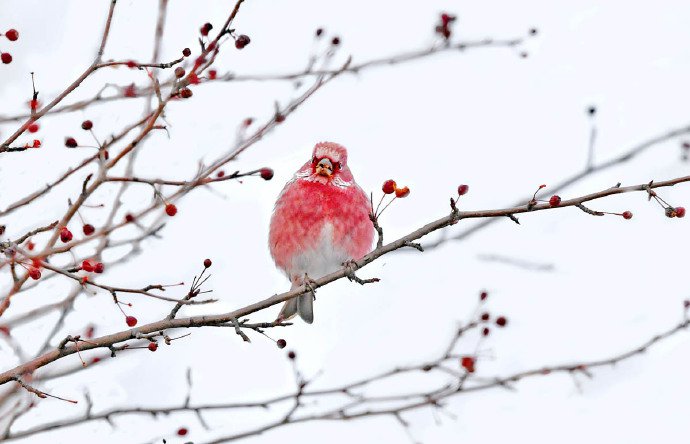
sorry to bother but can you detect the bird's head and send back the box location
[297,142,353,186]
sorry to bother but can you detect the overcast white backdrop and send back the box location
[1,0,689,443]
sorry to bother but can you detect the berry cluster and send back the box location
[1,28,18,64]
[372,179,411,219]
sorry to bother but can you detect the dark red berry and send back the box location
[287,350,296,360]
[675,207,685,218]
[82,224,95,236]
[480,312,490,321]
[165,203,177,216]
[28,267,41,280]
[177,427,188,436]
[480,291,488,301]
[457,184,469,196]
[315,28,323,37]
[1,53,12,64]
[216,170,225,178]
[82,260,94,272]
[482,327,490,336]
[182,47,191,57]
[179,88,193,98]
[81,120,93,130]
[260,168,274,180]
[148,342,158,352]
[200,22,213,36]
[622,211,633,220]
[496,316,507,327]
[331,36,340,45]
[125,60,137,68]
[275,113,285,123]
[94,262,105,274]
[28,123,39,133]
[5,29,19,41]
[174,67,185,78]
[203,258,212,268]
[125,213,135,223]
[65,137,78,148]
[549,195,561,207]
[235,34,250,49]
[382,180,397,194]
[276,339,287,349]
[60,227,73,243]
[125,316,137,327]
[461,356,475,373]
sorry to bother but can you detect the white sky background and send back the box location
[1,0,689,443]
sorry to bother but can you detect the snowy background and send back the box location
[1,0,689,442]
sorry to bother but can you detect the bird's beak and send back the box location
[315,158,333,177]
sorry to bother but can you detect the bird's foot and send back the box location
[303,274,317,300]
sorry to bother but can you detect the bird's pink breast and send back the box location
[269,179,373,278]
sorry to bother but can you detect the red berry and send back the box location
[5,29,19,41]
[124,213,135,223]
[549,195,561,207]
[125,316,137,327]
[480,291,488,301]
[177,427,188,436]
[174,67,185,78]
[260,168,274,180]
[94,262,105,274]
[243,117,254,127]
[496,316,507,327]
[216,170,225,178]
[60,227,73,243]
[382,180,397,194]
[65,137,78,148]
[82,260,94,272]
[275,113,285,123]
[1,53,12,64]
[124,84,137,98]
[82,224,95,236]
[81,120,93,130]
[457,184,469,196]
[29,99,39,110]
[28,123,39,133]
[179,88,193,99]
[165,203,177,216]
[28,267,41,280]
[235,34,251,49]
[480,312,490,321]
[395,186,410,198]
[182,47,191,57]
[32,139,41,148]
[148,342,158,352]
[482,327,490,336]
[675,207,685,218]
[208,69,217,80]
[27,241,35,251]
[125,60,137,68]
[622,211,633,220]
[331,36,340,45]
[200,22,213,36]
[276,339,287,349]
[287,350,296,360]
[461,356,475,373]
[203,258,212,268]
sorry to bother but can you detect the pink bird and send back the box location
[269,142,374,323]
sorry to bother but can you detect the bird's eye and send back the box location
[335,162,342,170]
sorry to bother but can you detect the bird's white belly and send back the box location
[289,222,349,280]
